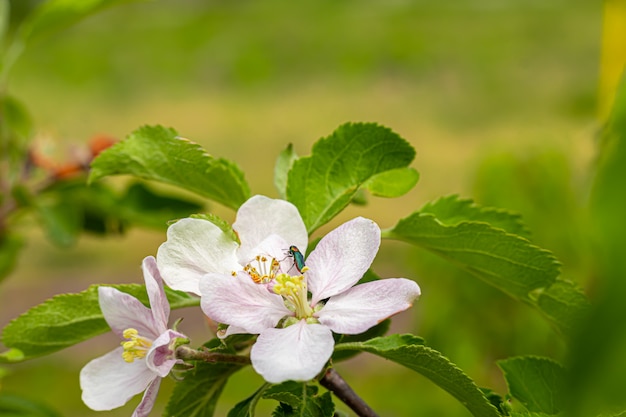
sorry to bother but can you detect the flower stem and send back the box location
[319,368,380,417]
[175,345,251,365]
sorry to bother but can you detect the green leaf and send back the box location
[286,122,416,233]
[35,197,82,247]
[274,143,299,199]
[335,334,500,417]
[227,385,269,417]
[18,0,144,44]
[332,319,390,362]
[534,279,590,336]
[264,382,334,417]
[498,356,565,414]
[0,233,23,283]
[0,284,198,362]
[166,361,243,417]
[420,195,530,238]
[362,167,419,198]
[0,393,62,417]
[89,125,250,210]
[117,182,203,229]
[384,197,560,301]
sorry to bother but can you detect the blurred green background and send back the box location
[0,0,600,415]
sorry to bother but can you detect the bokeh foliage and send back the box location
[0,0,604,416]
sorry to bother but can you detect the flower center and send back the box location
[121,328,152,363]
[242,255,280,284]
[273,273,314,319]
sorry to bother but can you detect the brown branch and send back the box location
[175,345,251,365]
[319,368,380,417]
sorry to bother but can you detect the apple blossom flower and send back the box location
[80,256,188,417]
[156,195,308,295]
[157,195,420,383]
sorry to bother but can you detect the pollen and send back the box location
[243,255,280,284]
[121,328,152,363]
[273,273,313,319]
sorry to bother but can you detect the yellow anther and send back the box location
[120,328,152,363]
[244,253,280,284]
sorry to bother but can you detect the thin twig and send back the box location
[175,345,251,365]
[319,368,380,417]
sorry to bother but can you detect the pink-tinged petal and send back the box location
[251,321,334,383]
[199,272,288,334]
[317,278,420,334]
[234,196,308,264]
[157,218,240,295]
[99,287,157,340]
[131,378,161,417]
[142,256,169,333]
[307,217,381,304]
[239,233,290,268]
[145,329,186,377]
[80,347,156,411]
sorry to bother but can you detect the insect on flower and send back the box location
[286,245,308,274]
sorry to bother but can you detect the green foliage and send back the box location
[17,0,144,45]
[384,195,590,335]
[565,78,626,416]
[0,393,62,417]
[0,284,198,362]
[286,122,416,233]
[420,194,530,238]
[16,179,202,247]
[332,320,390,362]
[264,382,334,417]
[0,95,32,186]
[89,125,250,210]
[227,385,269,417]
[0,94,32,140]
[0,0,8,47]
[228,382,334,417]
[533,279,590,336]
[334,334,500,417]
[274,143,298,199]
[498,356,565,414]
[0,232,22,283]
[165,361,243,417]
[362,167,419,198]
[386,196,559,299]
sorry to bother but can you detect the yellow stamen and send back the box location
[273,273,313,319]
[244,255,280,284]
[120,328,152,363]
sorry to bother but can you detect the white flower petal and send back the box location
[200,272,288,334]
[99,287,157,339]
[317,278,420,334]
[132,378,161,417]
[250,321,334,383]
[80,347,156,411]
[234,195,308,264]
[307,217,380,304]
[142,256,169,333]
[157,218,240,295]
